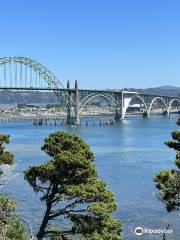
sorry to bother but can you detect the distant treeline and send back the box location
[123,87,180,97]
[0,90,106,106]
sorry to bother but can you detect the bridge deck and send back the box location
[0,87,179,99]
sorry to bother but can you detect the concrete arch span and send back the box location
[148,97,168,116]
[167,98,180,113]
[79,93,119,114]
[122,95,148,119]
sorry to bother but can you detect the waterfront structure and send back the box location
[0,56,180,125]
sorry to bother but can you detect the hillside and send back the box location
[123,86,180,97]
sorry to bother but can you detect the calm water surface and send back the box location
[1,115,180,240]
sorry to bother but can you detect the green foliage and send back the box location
[176,117,180,126]
[5,218,29,240]
[0,196,16,223]
[50,237,69,240]
[154,117,180,211]
[0,196,16,238]
[0,134,28,239]
[0,134,14,177]
[0,134,15,238]
[0,200,28,240]
[24,132,121,239]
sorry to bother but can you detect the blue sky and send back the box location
[0,0,180,89]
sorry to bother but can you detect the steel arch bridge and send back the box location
[0,56,64,88]
[0,56,180,125]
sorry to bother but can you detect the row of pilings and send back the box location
[0,117,66,126]
[0,116,117,126]
[33,117,116,126]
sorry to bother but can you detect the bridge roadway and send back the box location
[0,86,179,99]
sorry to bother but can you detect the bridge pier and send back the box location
[74,80,80,125]
[66,80,72,125]
[114,108,121,121]
[143,111,149,118]
[162,110,168,115]
[121,92,133,120]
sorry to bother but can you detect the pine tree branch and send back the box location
[45,229,74,237]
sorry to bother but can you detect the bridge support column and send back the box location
[114,108,121,121]
[143,111,149,118]
[74,80,80,125]
[121,92,132,120]
[66,80,72,125]
[163,110,168,115]
[143,97,150,118]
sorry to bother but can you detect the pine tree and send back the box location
[24,132,121,240]
[154,117,180,212]
[0,134,15,238]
